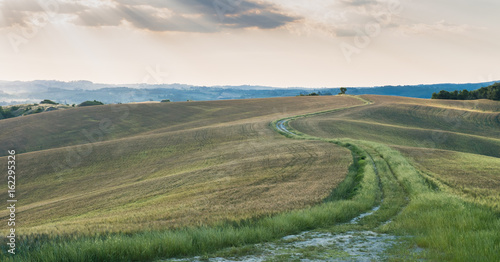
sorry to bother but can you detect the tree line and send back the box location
[431,82,500,101]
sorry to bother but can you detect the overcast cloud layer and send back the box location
[0,0,299,32]
[0,0,499,87]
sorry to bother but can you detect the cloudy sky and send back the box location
[0,0,499,87]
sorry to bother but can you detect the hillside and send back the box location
[0,96,362,156]
[0,96,361,235]
[0,94,498,261]
[291,95,500,157]
[290,94,500,216]
[275,95,500,261]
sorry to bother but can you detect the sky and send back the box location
[0,0,499,88]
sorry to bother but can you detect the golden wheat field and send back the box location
[0,96,362,235]
[290,95,500,209]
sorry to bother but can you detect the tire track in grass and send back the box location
[162,96,421,262]
[165,97,416,262]
[255,97,415,260]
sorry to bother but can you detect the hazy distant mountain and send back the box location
[0,80,497,106]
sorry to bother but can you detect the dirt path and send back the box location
[163,97,417,261]
[166,209,399,262]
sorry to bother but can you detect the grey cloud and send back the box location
[223,11,298,29]
[117,5,218,32]
[0,0,47,28]
[0,0,298,32]
[75,0,299,32]
[73,4,218,32]
[340,0,378,7]
[116,0,262,15]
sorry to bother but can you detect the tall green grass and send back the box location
[359,141,500,261]
[274,98,500,261]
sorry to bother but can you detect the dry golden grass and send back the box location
[362,95,500,113]
[0,96,362,156]
[288,95,499,211]
[291,95,500,157]
[0,96,361,235]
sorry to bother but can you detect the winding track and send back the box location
[266,97,413,260]
[169,96,414,261]
[274,99,412,220]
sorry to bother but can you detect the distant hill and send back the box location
[0,80,497,106]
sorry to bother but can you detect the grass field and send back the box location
[395,146,500,212]
[286,95,500,261]
[0,96,362,156]
[291,95,500,157]
[0,96,367,260]
[1,94,499,261]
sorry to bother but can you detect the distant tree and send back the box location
[40,99,58,105]
[435,90,452,99]
[432,82,500,101]
[161,99,171,103]
[307,92,319,96]
[457,89,470,100]
[487,86,500,100]
[339,87,347,95]
[0,106,14,119]
[78,100,104,107]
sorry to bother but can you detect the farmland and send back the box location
[0,96,368,260]
[0,94,499,261]
[291,95,500,157]
[287,95,500,261]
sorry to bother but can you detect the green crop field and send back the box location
[0,95,499,261]
[288,95,500,261]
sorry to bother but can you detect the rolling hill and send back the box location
[0,94,498,261]
[291,95,500,206]
[0,96,362,235]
